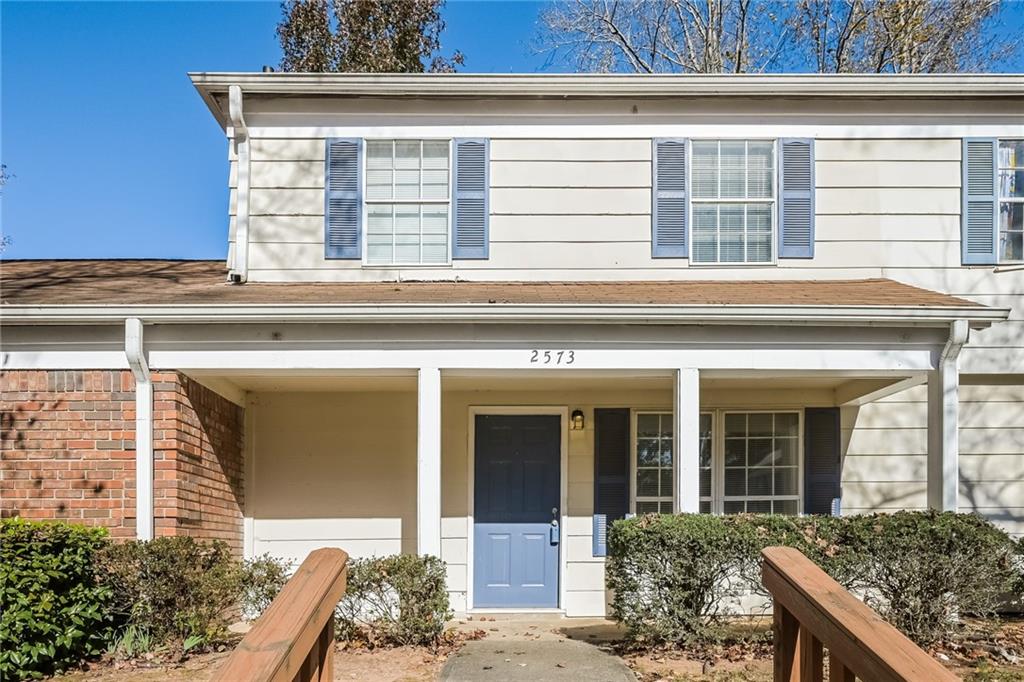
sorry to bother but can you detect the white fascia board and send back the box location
[0,304,1008,327]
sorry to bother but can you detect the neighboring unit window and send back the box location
[999,140,1024,262]
[691,140,775,264]
[365,140,450,265]
[722,412,800,515]
[633,412,714,514]
[635,413,673,514]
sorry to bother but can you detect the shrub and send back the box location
[606,511,1020,648]
[0,519,113,680]
[240,554,293,621]
[335,554,451,648]
[96,537,242,654]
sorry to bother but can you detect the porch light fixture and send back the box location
[571,409,585,431]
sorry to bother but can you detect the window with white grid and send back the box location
[722,412,800,515]
[633,412,714,514]
[691,140,775,264]
[999,140,1024,263]
[365,140,450,265]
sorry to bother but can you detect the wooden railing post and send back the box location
[215,548,349,682]
[761,546,960,682]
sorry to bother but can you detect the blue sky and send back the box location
[2,0,1022,260]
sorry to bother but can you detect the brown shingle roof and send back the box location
[0,259,982,308]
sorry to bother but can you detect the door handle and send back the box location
[550,519,560,545]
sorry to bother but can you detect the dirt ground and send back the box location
[50,616,1024,681]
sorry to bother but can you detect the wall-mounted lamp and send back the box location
[571,409,585,431]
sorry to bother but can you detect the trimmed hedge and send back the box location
[335,554,452,648]
[0,519,113,680]
[607,511,1020,647]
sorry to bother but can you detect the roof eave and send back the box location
[0,303,1009,328]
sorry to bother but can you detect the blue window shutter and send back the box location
[324,138,362,259]
[804,407,841,515]
[962,138,998,265]
[452,138,489,259]
[779,138,815,258]
[593,408,630,557]
[652,139,688,258]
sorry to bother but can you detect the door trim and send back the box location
[467,406,569,612]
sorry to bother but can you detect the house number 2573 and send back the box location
[530,350,575,365]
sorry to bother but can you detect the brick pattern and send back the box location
[1,370,245,552]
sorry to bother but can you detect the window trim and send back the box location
[628,407,804,515]
[688,138,779,266]
[998,138,1024,265]
[361,138,454,268]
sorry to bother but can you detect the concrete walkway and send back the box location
[441,616,635,682]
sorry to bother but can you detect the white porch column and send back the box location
[417,367,442,556]
[673,368,701,513]
[927,320,968,512]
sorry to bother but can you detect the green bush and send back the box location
[335,554,451,648]
[0,519,113,680]
[240,554,293,621]
[606,511,1020,647]
[96,536,242,654]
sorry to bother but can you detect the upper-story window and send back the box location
[365,140,451,265]
[691,140,775,264]
[999,140,1023,263]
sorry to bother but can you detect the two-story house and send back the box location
[2,73,1021,617]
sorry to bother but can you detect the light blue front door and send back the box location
[473,414,560,608]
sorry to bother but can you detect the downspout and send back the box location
[125,318,154,540]
[228,85,250,284]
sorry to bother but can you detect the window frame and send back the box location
[998,138,1024,265]
[688,138,779,266]
[361,138,454,267]
[628,407,804,516]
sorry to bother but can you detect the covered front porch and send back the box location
[175,320,966,616]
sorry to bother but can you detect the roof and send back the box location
[0,259,1004,327]
[190,72,1024,128]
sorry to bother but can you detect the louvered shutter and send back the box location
[962,138,998,265]
[324,138,362,259]
[804,407,841,515]
[779,138,815,258]
[593,408,630,557]
[652,139,688,258]
[452,138,489,259]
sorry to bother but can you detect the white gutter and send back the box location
[124,318,153,541]
[228,85,249,283]
[1,303,1010,327]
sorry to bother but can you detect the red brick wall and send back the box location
[1,370,245,552]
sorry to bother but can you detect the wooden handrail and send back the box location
[761,546,959,682]
[216,548,349,682]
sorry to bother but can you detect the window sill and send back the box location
[361,263,454,269]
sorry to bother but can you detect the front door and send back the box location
[473,414,560,608]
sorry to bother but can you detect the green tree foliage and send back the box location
[277,0,463,73]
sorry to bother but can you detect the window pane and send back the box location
[1000,140,1024,168]
[692,142,718,198]
[773,499,799,516]
[637,469,659,497]
[999,170,1024,198]
[637,414,661,438]
[719,141,746,199]
[1000,232,1023,261]
[748,468,772,496]
[775,438,798,466]
[725,413,746,436]
[1001,203,1024,232]
[366,141,394,200]
[724,500,745,514]
[748,438,773,467]
[747,500,771,514]
[775,412,799,437]
[719,204,745,262]
[699,500,712,514]
[659,469,673,497]
[700,469,711,498]
[724,468,746,496]
[748,413,773,437]
[636,501,661,515]
[692,206,718,263]
[725,438,746,467]
[775,467,799,496]
[658,439,673,467]
[637,439,659,466]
